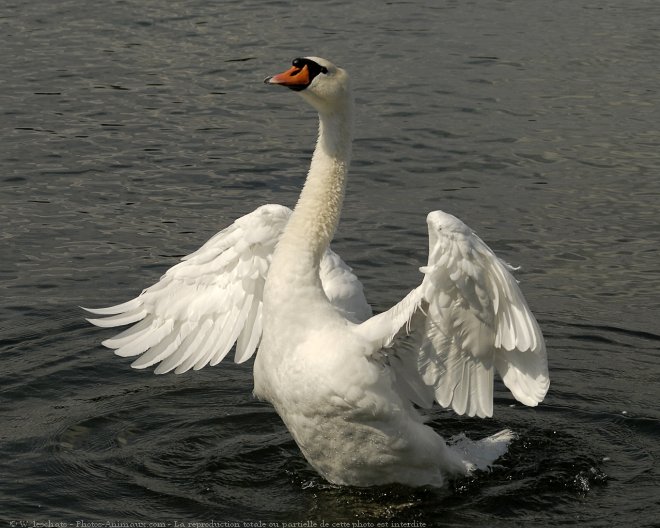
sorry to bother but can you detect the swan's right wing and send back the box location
[85,203,371,374]
[84,204,292,374]
[358,210,549,417]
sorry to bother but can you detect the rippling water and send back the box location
[2,0,660,526]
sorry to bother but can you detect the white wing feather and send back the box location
[320,249,372,323]
[358,210,548,418]
[85,204,371,374]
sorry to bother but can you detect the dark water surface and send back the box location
[2,0,660,526]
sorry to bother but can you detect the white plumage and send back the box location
[86,204,371,373]
[86,56,549,488]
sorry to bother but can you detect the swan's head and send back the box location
[265,57,351,114]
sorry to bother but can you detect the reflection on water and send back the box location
[2,0,660,525]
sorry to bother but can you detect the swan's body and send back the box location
[86,57,549,488]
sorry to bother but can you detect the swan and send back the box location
[85,57,549,488]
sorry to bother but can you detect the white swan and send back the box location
[86,57,549,488]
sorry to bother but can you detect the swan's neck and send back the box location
[278,104,353,267]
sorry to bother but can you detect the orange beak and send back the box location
[264,64,310,90]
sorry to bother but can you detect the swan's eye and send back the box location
[292,58,329,79]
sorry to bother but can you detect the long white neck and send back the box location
[277,102,353,271]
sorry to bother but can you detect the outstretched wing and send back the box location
[357,210,548,418]
[85,204,371,374]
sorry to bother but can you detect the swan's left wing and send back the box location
[357,211,549,418]
[321,249,372,323]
